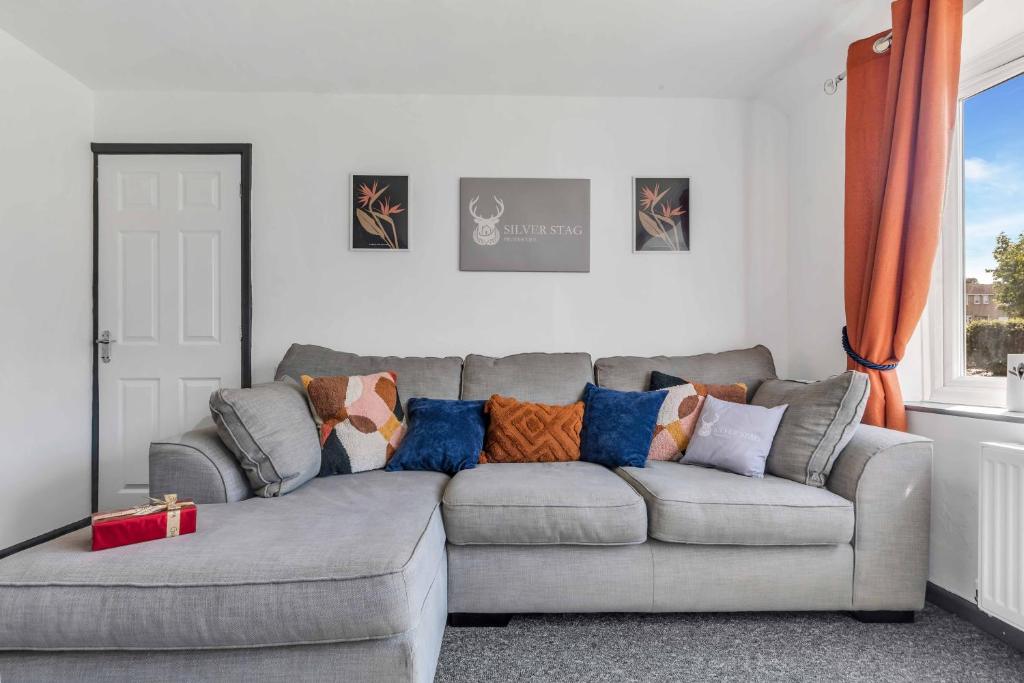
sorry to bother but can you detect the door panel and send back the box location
[119,231,159,343]
[98,155,242,509]
[180,231,221,343]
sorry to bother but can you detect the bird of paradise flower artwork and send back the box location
[351,175,409,250]
[634,178,689,252]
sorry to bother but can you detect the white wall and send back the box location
[94,92,790,382]
[0,27,94,549]
[757,0,892,381]
[760,0,1024,605]
[910,410,1024,601]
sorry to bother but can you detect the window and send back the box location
[929,38,1024,407]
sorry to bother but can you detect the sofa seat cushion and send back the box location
[0,471,448,651]
[617,462,854,546]
[442,462,647,545]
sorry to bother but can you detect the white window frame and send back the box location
[927,35,1024,407]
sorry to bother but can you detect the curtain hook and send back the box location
[824,72,846,95]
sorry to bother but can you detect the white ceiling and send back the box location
[0,0,860,98]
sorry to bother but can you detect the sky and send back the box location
[962,71,1024,284]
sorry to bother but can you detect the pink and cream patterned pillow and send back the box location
[648,383,704,461]
[301,372,406,475]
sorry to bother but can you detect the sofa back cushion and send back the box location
[275,344,463,408]
[461,352,594,404]
[594,345,777,402]
[209,381,321,497]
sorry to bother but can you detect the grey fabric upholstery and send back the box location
[446,542,852,614]
[618,462,854,545]
[150,427,252,503]
[0,559,447,683]
[447,544,654,613]
[0,471,448,650]
[443,462,647,545]
[650,542,853,611]
[460,352,594,403]
[275,343,463,408]
[594,345,777,401]
[827,425,933,611]
[753,372,870,486]
[210,381,321,497]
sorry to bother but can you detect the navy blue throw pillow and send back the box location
[579,383,666,468]
[648,370,686,391]
[386,399,486,475]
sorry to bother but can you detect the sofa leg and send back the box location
[850,610,915,623]
[447,613,512,627]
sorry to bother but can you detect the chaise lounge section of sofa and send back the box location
[0,344,932,682]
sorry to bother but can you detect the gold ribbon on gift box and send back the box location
[91,494,195,537]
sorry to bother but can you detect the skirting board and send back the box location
[927,581,1024,653]
[0,518,90,560]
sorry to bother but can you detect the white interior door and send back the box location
[98,154,242,509]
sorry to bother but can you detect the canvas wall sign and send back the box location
[351,174,408,250]
[633,177,689,252]
[459,178,590,272]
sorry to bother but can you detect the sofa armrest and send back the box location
[827,424,932,611]
[149,427,252,504]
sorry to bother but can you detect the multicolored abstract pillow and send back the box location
[648,370,747,404]
[481,395,584,463]
[301,372,406,476]
[646,371,749,461]
[648,383,703,461]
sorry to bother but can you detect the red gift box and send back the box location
[91,494,197,551]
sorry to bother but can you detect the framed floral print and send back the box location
[351,174,409,250]
[633,177,689,252]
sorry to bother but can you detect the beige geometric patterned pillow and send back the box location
[648,383,703,461]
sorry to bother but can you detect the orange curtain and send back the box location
[844,0,962,430]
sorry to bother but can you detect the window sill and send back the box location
[905,401,1024,425]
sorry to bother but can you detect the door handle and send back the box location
[96,330,117,363]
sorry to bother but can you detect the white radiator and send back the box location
[978,442,1024,630]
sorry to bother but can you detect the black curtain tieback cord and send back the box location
[842,325,899,371]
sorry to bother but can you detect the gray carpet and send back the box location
[436,604,1024,682]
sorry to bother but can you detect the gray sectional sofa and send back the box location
[0,344,932,682]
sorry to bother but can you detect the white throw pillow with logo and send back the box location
[681,395,788,478]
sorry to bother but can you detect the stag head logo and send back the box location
[469,196,504,246]
[697,411,720,438]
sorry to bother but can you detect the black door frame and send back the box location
[90,143,253,514]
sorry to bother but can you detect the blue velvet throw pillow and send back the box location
[385,399,486,475]
[579,383,666,468]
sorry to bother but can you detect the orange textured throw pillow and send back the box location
[691,382,747,404]
[481,395,584,463]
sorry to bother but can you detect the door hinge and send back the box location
[239,182,243,198]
